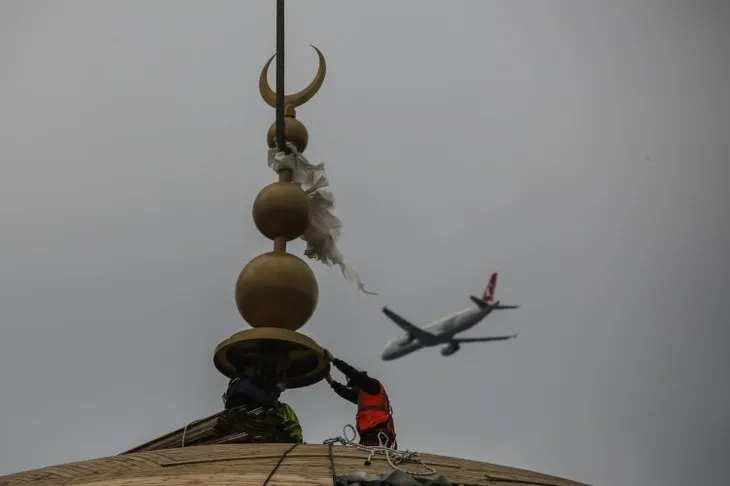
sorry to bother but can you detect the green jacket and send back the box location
[276,402,303,443]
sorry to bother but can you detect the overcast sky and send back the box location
[1,1,728,485]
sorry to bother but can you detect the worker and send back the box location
[222,357,303,442]
[323,349,397,449]
[276,401,303,443]
[222,359,285,409]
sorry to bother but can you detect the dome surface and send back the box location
[0,443,586,486]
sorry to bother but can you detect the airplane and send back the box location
[380,272,519,361]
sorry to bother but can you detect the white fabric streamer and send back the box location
[267,143,377,296]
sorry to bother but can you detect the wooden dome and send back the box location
[0,443,587,486]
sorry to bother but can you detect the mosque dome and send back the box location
[0,443,586,486]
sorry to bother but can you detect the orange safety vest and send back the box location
[356,383,393,432]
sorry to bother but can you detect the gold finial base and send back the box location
[214,327,329,388]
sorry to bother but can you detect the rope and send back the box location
[181,423,188,448]
[262,442,299,486]
[323,424,437,477]
[180,417,205,448]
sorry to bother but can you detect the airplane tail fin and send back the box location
[470,295,489,309]
[481,272,498,303]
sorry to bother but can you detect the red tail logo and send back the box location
[482,272,498,303]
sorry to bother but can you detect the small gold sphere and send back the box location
[235,251,318,331]
[252,182,310,241]
[267,116,309,153]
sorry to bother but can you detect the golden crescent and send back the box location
[259,45,326,109]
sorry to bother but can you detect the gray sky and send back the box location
[1,1,728,485]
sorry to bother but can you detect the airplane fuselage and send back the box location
[381,306,492,361]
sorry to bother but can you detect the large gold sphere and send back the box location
[235,251,318,331]
[252,182,310,241]
[267,117,308,153]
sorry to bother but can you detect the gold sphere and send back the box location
[235,251,318,331]
[252,182,310,241]
[267,116,309,153]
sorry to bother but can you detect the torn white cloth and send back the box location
[267,143,377,295]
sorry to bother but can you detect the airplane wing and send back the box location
[382,307,439,345]
[451,334,517,343]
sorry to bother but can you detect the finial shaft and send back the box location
[274,0,292,253]
[275,0,287,155]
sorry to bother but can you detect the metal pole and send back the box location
[275,0,286,153]
[273,0,291,252]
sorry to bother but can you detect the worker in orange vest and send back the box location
[323,349,397,449]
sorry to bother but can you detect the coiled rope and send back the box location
[323,424,437,477]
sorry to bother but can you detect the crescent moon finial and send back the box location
[259,45,327,110]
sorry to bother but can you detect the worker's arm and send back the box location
[328,378,359,404]
[331,358,381,395]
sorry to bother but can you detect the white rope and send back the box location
[181,422,189,448]
[268,143,377,296]
[323,424,437,477]
[180,417,205,448]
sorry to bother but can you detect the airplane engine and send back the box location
[398,335,414,345]
[440,342,460,356]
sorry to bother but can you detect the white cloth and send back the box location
[267,143,377,295]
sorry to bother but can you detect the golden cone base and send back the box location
[214,328,329,388]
